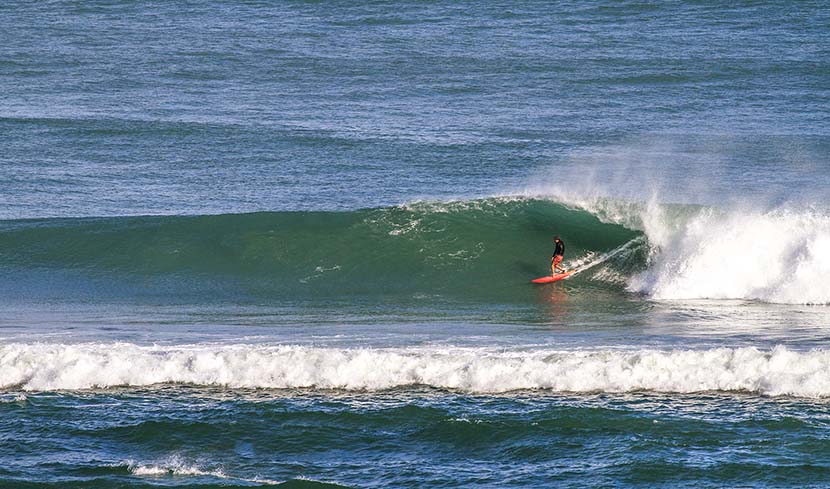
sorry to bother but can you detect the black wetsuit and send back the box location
[553,240,565,258]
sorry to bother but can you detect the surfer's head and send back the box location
[554,236,560,242]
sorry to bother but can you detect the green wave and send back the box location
[0,198,645,302]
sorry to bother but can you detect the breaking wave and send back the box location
[3,342,830,398]
[540,196,830,304]
[0,196,827,304]
[628,207,830,304]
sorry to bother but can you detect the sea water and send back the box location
[2,1,830,487]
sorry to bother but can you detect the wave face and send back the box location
[2,196,828,304]
[0,199,642,301]
[3,343,830,397]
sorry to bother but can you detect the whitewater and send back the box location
[4,343,830,398]
[3,0,830,487]
[567,198,830,305]
[3,196,829,305]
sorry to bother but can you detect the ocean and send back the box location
[2,1,830,487]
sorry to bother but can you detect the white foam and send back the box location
[535,192,830,305]
[125,456,283,484]
[627,207,830,304]
[3,342,830,397]
[0,393,28,403]
[127,457,227,478]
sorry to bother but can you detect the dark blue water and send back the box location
[3,1,828,217]
[2,1,830,487]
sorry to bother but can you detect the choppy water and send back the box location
[2,0,830,487]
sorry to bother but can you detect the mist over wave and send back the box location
[3,342,830,397]
[519,137,830,305]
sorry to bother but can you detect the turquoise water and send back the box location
[2,1,830,487]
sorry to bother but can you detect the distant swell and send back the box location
[3,343,830,398]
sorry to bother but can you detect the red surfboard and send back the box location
[531,272,573,284]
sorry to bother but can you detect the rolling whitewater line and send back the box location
[4,342,830,398]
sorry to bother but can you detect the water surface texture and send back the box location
[2,1,830,487]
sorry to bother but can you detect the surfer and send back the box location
[551,236,566,274]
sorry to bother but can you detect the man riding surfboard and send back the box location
[551,236,566,275]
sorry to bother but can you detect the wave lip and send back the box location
[2,343,829,398]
